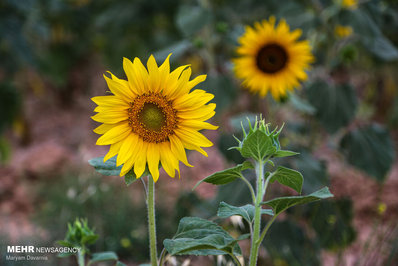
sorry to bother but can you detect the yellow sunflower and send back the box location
[341,0,358,9]
[334,25,353,38]
[233,17,314,100]
[91,55,217,182]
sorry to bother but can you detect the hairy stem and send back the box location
[248,160,264,266]
[147,175,158,266]
[77,249,85,266]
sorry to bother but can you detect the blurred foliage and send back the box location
[340,124,396,182]
[33,174,194,263]
[306,81,357,134]
[263,220,321,266]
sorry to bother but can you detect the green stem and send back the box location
[158,248,166,266]
[258,215,277,244]
[248,160,264,266]
[147,175,158,266]
[77,250,85,266]
[239,174,256,204]
[227,251,242,266]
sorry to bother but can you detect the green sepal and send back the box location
[273,150,299,158]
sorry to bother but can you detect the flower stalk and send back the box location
[147,175,158,266]
[77,249,85,266]
[248,160,264,266]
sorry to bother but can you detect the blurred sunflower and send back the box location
[341,0,358,9]
[233,17,314,100]
[334,25,353,38]
[92,55,217,182]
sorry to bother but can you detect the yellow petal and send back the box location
[173,90,214,111]
[103,74,134,100]
[91,96,129,107]
[91,111,128,124]
[134,142,148,178]
[123,57,143,95]
[178,103,216,121]
[175,128,213,147]
[159,142,176,178]
[180,120,218,130]
[116,133,139,166]
[120,137,144,176]
[94,104,129,113]
[169,134,192,167]
[147,55,161,93]
[147,143,160,182]
[104,140,123,162]
[96,123,131,145]
[133,57,150,93]
[159,54,172,82]
[94,123,117,134]
[163,64,190,96]
[168,67,191,99]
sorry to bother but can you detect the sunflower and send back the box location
[91,55,217,182]
[341,0,357,9]
[233,17,314,100]
[334,25,353,38]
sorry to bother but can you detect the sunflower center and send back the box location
[256,44,288,74]
[128,93,178,143]
[138,103,166,131]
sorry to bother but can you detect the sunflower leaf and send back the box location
[306,81,357,133]
[269,166,303,194]
[193,161,253,190]
[261,187,333,216]
[88,156,121,176]
[89,251,118,263]
[217,202,273,224]
[339,124,395,182]
[163,217,242,256]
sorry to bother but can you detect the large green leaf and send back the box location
[163,217,242,256]
[309,199,356,250]
[241,130,276,161]
[88,156,121,176]
[261,187,333,215]
[343,9,398,61]
[217,202,273,224]
[294,152,329,194]
[306,81,357,133]
[263,221,321,266]
[0,82,20,134]
[193,161,253,189]
[340,124,395,182]
[176,5,212,36]
[89,156,148,185]
[88,252,118,264]
[270,166,303,194]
